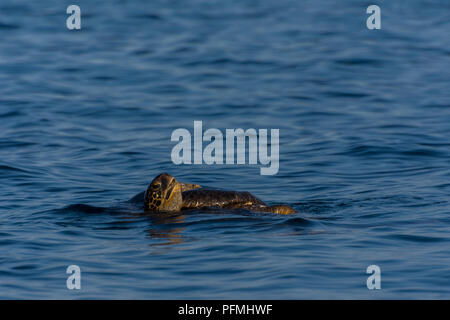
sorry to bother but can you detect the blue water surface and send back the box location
[1,0,449,299]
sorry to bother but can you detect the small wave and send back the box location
[182,57,276,68]
[323,91,369,98]
[337,145,446,158]
[61,204,109,214]
[386,233,447,243]
[0,110,23,118]
[0,140,36,148]
[402,149,445,157]
[282,217,315,227]
[0,165,30,174]
[130,13,163,20]
[334,58,384,66]
[0,22,20,29]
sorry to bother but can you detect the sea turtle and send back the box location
[144,173,295,215]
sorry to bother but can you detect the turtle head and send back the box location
[144,173,200,212]
[145,173,182,212]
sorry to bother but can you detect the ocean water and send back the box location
[1,0,449,299]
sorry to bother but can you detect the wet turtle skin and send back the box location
[181,189,264,209]
[145,173,295,215]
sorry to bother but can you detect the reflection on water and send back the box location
[146,213,186,247]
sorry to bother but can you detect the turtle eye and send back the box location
[151,183,160,190]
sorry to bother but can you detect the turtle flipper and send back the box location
[179,182,201,192]
[267,205,296,215]
[247,204,296,215]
